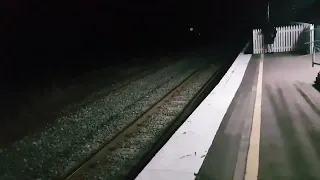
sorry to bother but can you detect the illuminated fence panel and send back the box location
[252,24,313,54]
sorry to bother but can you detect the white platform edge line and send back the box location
[136,41,252,180]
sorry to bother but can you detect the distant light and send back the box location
[198,33,201,35]
[190,28,193,31]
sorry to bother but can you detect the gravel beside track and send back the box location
[0,57,171,149]
[76,64,219,180]
[0,58,206,179]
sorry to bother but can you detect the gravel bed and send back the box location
[0,58,206,179]
[142,114,173,126]
[57,63,165,116]
[118,137,155,153]
[79,65,218,179]
[82,138,154,180]
[69,66,198,162]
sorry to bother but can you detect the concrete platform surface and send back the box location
[137,52,320,180]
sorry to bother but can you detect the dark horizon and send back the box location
[1,0,318,87]
[1,1,258,63]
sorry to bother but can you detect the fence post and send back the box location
[310,24,314,54]
[261,31,264,58]
[253,30,256,54]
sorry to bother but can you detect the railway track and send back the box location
[61,63,222,180]
[58,59,175,117]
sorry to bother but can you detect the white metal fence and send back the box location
[252,24,314,54]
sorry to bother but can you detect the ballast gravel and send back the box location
[78,64,218,180]
[0,58,206,179]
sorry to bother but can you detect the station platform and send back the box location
[136,50,320,180]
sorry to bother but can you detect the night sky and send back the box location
[0,0,318,84]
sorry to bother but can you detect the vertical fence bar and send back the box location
[254,29,258,54]
[274,26,278,52]
[289,26,292,51]
[252,24,311,54]
[279,27,282,52]
[288,26,291,51]
[252,30,255,54]
[310,24,314,54]
[288,26,290,51]
[259,29,263,53]
[285,26,289,51]
[281,26,284,52]
[294,25,298,50]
